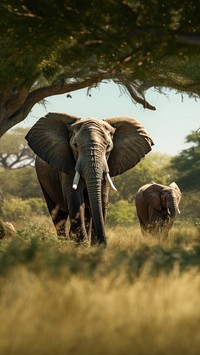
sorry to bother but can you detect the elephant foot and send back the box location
[69,229,89,246]
[55,222,67,237]
[90,235,107,247]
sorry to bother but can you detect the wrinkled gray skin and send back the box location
[26,113,153,245]
[135,182,182,236]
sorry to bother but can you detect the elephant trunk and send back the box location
[75,146,107,244]
[166,192,179,218]
[72,162,117,191]
[86,177,106,244]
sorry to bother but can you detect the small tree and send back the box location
[110,153,172,203]
[0,127,35,168]
[0,167,41,199]
[170,130,200,191]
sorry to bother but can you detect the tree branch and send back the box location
[115,74,156,110]
[0,73,112,137]
[0,69,158,138]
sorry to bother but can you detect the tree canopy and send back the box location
[0,1,200,137]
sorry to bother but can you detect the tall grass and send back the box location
[0,221,200,355]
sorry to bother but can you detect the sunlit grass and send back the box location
[0,220,200,354]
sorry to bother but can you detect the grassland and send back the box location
[0,219,200,355]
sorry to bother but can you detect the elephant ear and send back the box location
[143,184,162,211]
[103,117,154,176]
[169,182,181,196]
[25,112,81,174]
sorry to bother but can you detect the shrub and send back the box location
[26,198,48,215]
[1,197,47,221]
[107,200,137,226]
[179,190,200,223]
[2,198,32,220]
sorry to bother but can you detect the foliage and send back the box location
[0,129,199,227]
[0,152,172,203]
[1,197,47,221]
[2,0,200,86]
[107,200,137,226]
[0,219,16,239]
[0,223,200,278]
[0,146,199,226]
[110,152,172,203]
[1,1,200,135]
[0,166,42,199]
[1,197,32,220]
[170,130,200,190]
[0,127,35,168]
[0,225,200,354]
[178,190,200,223]
[195,218,200,233]
[26,198,48,214]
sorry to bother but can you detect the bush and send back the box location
[107,200,137,226]
[1,197,47,221]
[0,167,42,199]
[26,198,48,215]
[178,190,200,223]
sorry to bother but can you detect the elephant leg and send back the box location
[138,217,148,235]
[135,207,148,235]
[52,207,68,236]
[40,185,68,236]
[84,207,92,237]
[148,207,162,235]
[160,216,172,237]
[67,190,88,243]
[69,204,88,242]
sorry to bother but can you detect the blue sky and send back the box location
[19,81,200,156]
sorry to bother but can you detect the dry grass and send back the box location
[0,220,200,355]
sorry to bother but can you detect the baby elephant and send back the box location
[135,182,181,236]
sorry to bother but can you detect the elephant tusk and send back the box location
[106,173,117,191]
[167,207,180,215]
[72,171,80,190]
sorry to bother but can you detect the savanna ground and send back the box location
[1,216,200,355]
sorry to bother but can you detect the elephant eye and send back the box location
[106,140,114,158]
[69,136,78,156]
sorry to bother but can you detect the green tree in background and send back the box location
[1,1,200,136]
[174,130,200,222]
[0,151,172,202]
[110,153,172,203]
[0,167,41,199]
[170,130,200,191]
[0,130,199,224]
[0,128,35,169]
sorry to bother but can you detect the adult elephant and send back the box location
[26,112,153,245]
[135,182,182,236]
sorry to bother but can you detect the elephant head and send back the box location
[26,112,153,243]
[143,182,181,218]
